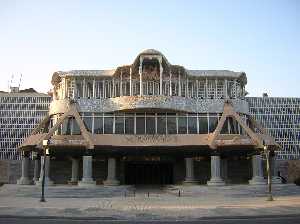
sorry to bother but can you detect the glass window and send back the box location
[178,116,187,134]
[94,116,103,134]
[146,116,155,134]
[115,116,124,134]
[104,116,113,134]
[83,117,92,132]
[125,116,134,134]
[136,116,145,134]
[188,116,197,134]
[71,118,81,135]
[157,115,166,134]
[209,116,218,133]
[221,118,229,134]
[198,116,208,134]
[61,118,71,135]
[57,124,62,135]
[228,117,239,134]
[167,116,177,134]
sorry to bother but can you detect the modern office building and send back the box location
[18,49,281,186]
[248,97,300,160]
[0,87,51,160]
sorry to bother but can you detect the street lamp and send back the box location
[263,140,274,201]
[41,139,50,202]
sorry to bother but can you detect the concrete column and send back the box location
[249,155,266,185]
[78,156,96,187]
[17,155,32,185]
[36,156,54,186]
[32,158,40,183]
[271,157,282,184]
[104,158,120,186]
[139,64,143,96]
[178,71,181,96]
[183,158,198,184]
[207,156,225,186]
[159,62,163,95]
[69,158,79,184]
[129,68,132,96]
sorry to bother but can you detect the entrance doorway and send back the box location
[125,162,173,185]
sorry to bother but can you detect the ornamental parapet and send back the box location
[49,96,249,115]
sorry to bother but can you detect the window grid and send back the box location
[247,97,300,160]
[0,95,51,160]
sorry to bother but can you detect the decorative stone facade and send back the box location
[18,49,281,187]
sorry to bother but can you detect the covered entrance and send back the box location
[125,162,173,185]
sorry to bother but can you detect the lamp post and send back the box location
[263,140,274,201]
[40,139,50,202]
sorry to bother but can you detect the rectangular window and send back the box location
[209,116,218,133]
[157,115,166,134]
[115,116,124,134]
[125,116,134,134]
[146,116,155,134]
[94,116,103,134]
[61,118,71,135]
[136,116,145,134]
[83,117,92,132]
[71,118,81,135]
[104,116,113,134]
[167,116,177,134]
[198,116,208,134]
[188,116,197,134]
[178,116,187,134]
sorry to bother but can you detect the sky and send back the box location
[0,0,299,96]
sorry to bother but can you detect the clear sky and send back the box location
[0,0,299,96]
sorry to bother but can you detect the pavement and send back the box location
[0,184,300,220]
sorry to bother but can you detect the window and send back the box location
[146,115,155,134]
[136,115,145,134]
[94,116,103,134]
[157,114,166,134]
[104,115,113,134]
[178,115,187,134]
[167,116,177,134]
[71,118,81,135]
[125,115,134,134]
[115,116,124,134]
[198,116,208,134]
[188,115,197,134]
[83,115,92,132]
[208,116,218,133]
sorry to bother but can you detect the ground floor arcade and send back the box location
[17,150,282,186]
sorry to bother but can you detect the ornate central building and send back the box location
[19,49,279,186]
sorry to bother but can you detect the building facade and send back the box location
[248,97,300,160]
[0,88,51,160]
[18,49,281,186]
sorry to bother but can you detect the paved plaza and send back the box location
[0,184,300,220]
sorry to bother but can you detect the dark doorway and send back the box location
[125,162,173,185]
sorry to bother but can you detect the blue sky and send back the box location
[0,0,299,96]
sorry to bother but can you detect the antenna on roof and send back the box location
[18,73,22,89]
[10,74,14,88]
